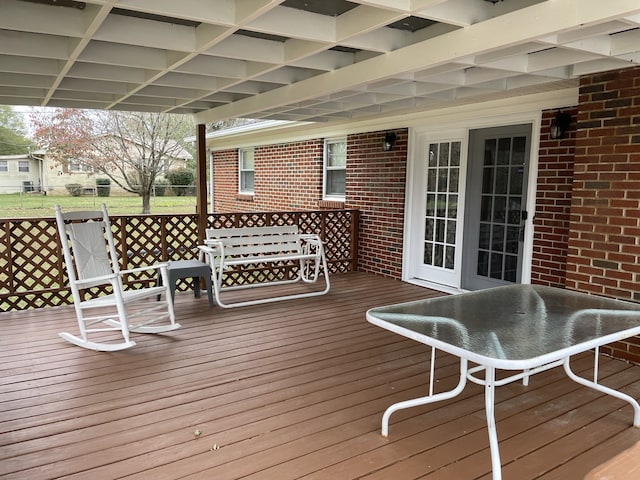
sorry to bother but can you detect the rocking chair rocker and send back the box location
[54,204,180,351]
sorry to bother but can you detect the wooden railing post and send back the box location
[350,209,359,271]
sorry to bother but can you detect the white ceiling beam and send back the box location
[177,56,249,78]
[284,39,332,63]
[57,77,133,95]
[416,0,493,27]
[336,5,406,41]
[0,73,53,88]
[67,62,151,83]
[246,6,335,43]
[527,48,600,73]
[562,36,613,56]
[195,0,640,123]
[154,72,223,89]
[0,30,70,60]
[290,50,355,71]
[79,41,170,70]
[0,54,61,76]
[0,1,87,37]
[117,0,236,25]
[343,28,413,53]
[206,35,284,63]
[610,29,640,56]
[94,15,196,51]
[44,2,114,105]
[234,0,285,25]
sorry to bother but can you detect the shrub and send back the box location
[154,179,170,197]
[96,178,111,197]
[165,168,195,197]
[65,183,83,197]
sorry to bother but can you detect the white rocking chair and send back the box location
[54,204,180,351]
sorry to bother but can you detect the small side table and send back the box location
[158,259,214,306]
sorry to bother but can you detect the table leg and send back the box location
[563,355,640,426]
[485,366,502,480]
[381,357,468,437]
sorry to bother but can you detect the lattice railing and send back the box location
[0,210,358,312]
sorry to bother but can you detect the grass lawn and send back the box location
[0,193,198,218]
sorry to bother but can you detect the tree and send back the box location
[0,106,31,155]
[31,109,195,214]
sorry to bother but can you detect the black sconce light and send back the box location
[550,110,571,139]
[383,132,397,151]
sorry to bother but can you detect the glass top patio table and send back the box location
[366,284,640,480]
[366,284,640,370]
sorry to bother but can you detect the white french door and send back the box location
[406,124,533,291]
[407,131,466,287]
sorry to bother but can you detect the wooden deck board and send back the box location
[2,272,640,479]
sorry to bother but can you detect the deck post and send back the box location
[195,123,208,245]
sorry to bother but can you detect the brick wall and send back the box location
[213,140,324,212]
[566,66,640,363]
[212,129,408,278]
[531,108,577,287]
[346,130,408,278]
[212,149,240,211]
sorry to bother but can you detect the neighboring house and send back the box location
[0,151,45,194]
[39,140,191,194]
[206,64,640,368]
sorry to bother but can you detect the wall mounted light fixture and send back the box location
[550,110,571,139]
[383,132,397,151]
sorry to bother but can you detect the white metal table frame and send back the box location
[366,285,640,480]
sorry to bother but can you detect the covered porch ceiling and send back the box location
[1,0,640,126]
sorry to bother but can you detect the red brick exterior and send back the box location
[346,130,408,279]
[531,108,577,287]
[212,129,408,278]
[566,67,640,300]
[564,66,640,362]
[213,140,324,212]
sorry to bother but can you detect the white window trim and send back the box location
[323,137,346,201]
[238,147,255,195]
[18,160,29,173]
[0,160,7,172]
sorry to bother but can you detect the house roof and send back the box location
[1,0,639,125]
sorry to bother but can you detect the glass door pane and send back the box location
[423,141,461,271]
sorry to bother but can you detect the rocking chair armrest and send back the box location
[120,263,170,275]
[75,272,119,287]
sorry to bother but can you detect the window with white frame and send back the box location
[69,159,93,173]
[0,160,7,172]
[239,147,255,194]
[324,138,346,200]
[18,160,29,172]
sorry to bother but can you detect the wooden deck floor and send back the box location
[2,272,640,480]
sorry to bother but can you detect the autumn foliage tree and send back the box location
[30,108,194,213]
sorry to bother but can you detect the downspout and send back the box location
[30,151,46,193]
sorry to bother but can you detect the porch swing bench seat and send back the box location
[198,225,330,308]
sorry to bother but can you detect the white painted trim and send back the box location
[204,88,577,151]
[403,129,468,288]
[403,102,547,289]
